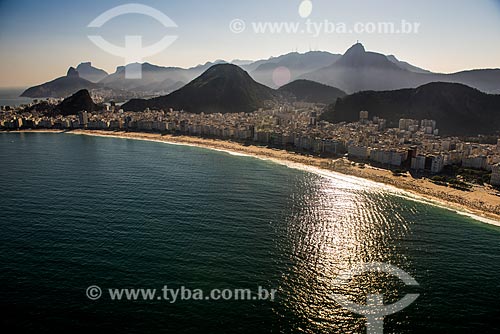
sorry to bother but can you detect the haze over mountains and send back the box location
[122,65,500,137]
[386,55,431,74]
[245,51,341,88]
[18,42,500,136]
[21,67,97,98]
[98,62,191,94]
[21,43,500,99]
[75,62,108,83]
[122,64,279,113]
[278,80,346,104]
[301,43,500,93]
[22,60,500,137]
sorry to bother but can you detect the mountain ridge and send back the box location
[76,62,108,82]
[20,43,500,98]
[21,69,97,98]
[301,43,500,94]
[321,82,500,136]
[278,80,346,104]
[122,64,279,113]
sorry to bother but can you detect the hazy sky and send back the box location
[0,0,499,87]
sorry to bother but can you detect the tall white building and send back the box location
[78,111,88,128]
[462,156,488,170]
[348,145,370,159]
[411,155,426,170]
[431,155,445,174]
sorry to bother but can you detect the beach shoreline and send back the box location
[5,128,500,224]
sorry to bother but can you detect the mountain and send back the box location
[23,89,98,115]
[441,69,500,94]
[242,51,340,72]
[278,80,346,104]
[332,43,402,69]
[75,62,108,82]
[98,61,229,94]
[56,89,98,115]
[301,43,500,94]
[189,60,228,73]
[231,59,254,66]
[23,101,56,114]
[98,63,191,93]
[301,43,414,93]
[21,68,98,98]
[22,61,230,98]
[320,82,500,136]
[122,64,278,113]
[21,44,500,99]
[386,55,431,74]
[247,51,341,88]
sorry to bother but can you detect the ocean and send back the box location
[0,132,499,333]
[0,87,33,107]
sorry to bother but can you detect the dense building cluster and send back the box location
[2,103,500,186]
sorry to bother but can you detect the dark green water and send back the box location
[0,133,499,333]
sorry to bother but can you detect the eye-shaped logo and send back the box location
[332,262,419,334]
[87,3,178,79]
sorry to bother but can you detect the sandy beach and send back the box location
[6,129,500,223]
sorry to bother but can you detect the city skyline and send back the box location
[1,0,500,88]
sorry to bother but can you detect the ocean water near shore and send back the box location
[1,132,499,333]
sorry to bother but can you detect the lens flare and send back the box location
[298,0,313,18]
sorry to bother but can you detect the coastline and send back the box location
[5,129,500,225]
